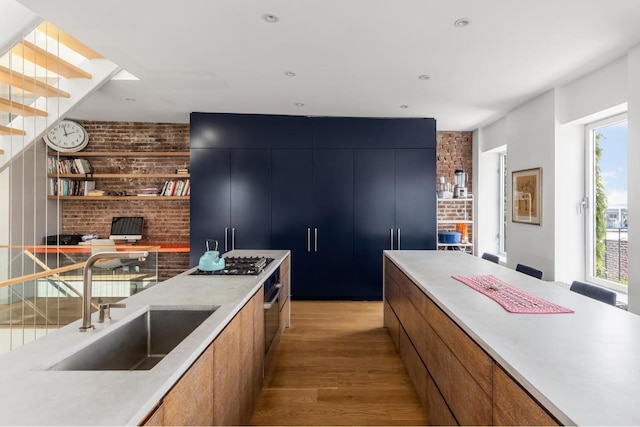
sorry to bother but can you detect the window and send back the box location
[499,151,508,256]
[585,113,628,292]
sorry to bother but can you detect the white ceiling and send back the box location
[17,0,640,130]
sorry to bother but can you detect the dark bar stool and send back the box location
[569,280,617,306]
[515,263,543,280]
[481,253,499,264]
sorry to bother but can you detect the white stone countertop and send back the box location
[0,249,289,426]
[385,250,640,426]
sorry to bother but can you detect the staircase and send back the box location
[0,19,120,167]
[0,13,122,353]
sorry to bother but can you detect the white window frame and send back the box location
[499,151,507,258]
[585,112,627,293]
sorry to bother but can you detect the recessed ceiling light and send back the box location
[125,97,136,102]
[418,74,430,80]
[454,18,470,27]
[263,13,280,23]
[400,105,408,109]
[284,71,296,77]
[294,102,305,107]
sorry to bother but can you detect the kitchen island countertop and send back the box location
[385,250,640,426]
[0,249,289,426]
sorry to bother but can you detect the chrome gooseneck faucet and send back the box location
[80,251,148,332]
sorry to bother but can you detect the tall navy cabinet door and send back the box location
[354,149,395,300]
[230,149,272,249]
[395,149,437,250]
[311,150,355,299]
[189,149,231,266]
[271,149,313,298]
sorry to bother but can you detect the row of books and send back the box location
[48,178,95,196]
[161,179,190,196]
[47,157,93,175]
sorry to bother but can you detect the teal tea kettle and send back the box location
[198,239,225,272]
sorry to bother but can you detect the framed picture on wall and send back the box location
[512,167,542,225]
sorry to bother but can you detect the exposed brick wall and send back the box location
[436,131,473,192]
[436,131,474,252]
[605,239,628,283]
[59,121,191,278]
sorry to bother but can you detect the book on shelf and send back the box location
[47,156,93,175]
[48,178,96,196]
[137,187,162,197]
[161,178,190,196]
[176,168,190,174]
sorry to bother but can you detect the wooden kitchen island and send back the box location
[384,250,640,426]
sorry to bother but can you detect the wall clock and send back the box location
[43,120,89,152]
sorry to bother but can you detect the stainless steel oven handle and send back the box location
[397,228,401,249]
[224,227,228,252]
[263,283,283,309]
[315,228,318,252]
[390,228,394,250]
[307,228,311,252]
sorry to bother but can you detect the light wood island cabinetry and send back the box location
[383,256,559,426]
[141,289,264,426]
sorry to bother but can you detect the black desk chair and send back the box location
[569,281,617,306]
[481,253,499,264]
[515,263,543,280]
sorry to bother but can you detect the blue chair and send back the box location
[515,263,543,280]
[481,253,499,264]
[570,281,617,306]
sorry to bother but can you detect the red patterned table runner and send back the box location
[451,275,574,314]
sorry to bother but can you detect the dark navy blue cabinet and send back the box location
[310,150,355,299]
[312,117,436,149]
[354,149,396,300]
[230,149,272,249]
[271,149,314,295]
[189,148,271,265]
[191,113,436,299]
[395,149,437,249]
[190,112,311,149]
[190,149,230,266]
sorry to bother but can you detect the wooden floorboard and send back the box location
[250,301,428,426]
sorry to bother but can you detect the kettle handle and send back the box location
[205,239,219,252]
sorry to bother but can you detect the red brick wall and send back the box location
[59,121,190,281]
[436,131,473,192]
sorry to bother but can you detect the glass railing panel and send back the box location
[0,245,159,355]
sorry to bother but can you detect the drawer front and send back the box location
[422,316,492,425]
[398,326,428,411]
[493,365,559,426]
[424,294,493,395]
[426,367,458,426]
[384,300,401,350]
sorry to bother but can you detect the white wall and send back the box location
[474,120,506,259]
[504,91,556,277]
[627,45,640,314]
[476,47,640,311]
[557,56,627,125]
[553,114,584,282]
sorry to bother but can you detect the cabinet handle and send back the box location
[314,228,318,252]
[307,228,311,253]
[390,228,394,250]
[232,227,236,250]
[224,227,229,252]
[397,228,401,250]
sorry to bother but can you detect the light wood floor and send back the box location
[250,301,428,426]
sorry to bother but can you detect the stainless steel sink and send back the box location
[48,306,219,371]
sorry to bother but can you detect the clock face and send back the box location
[43,120,89,152]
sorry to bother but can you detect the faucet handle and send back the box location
[98,303,126,323]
